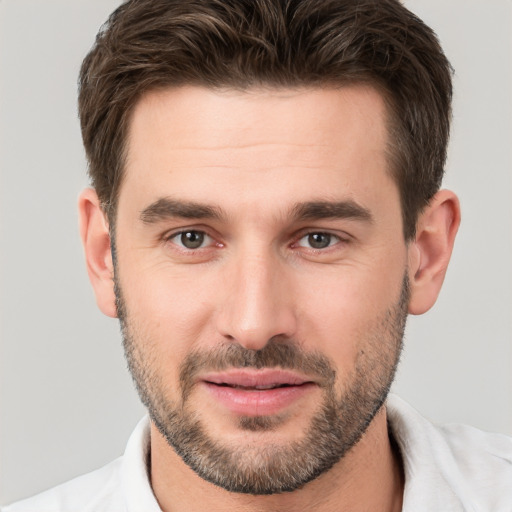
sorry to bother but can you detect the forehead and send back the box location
[120,85,396,219]
[126,85,389,157]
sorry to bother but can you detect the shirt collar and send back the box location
[121,416,162,511]
[386,394,465,511]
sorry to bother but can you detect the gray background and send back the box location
[1,0,511,505]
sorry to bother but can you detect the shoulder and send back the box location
[387,394,512,511]
[1,458,125,512]
[436,421,512,494]
[2,417,156,512]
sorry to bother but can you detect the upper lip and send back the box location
[200,369,314,389]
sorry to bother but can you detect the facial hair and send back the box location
[116,275,409,495]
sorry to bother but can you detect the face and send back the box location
[114,86,410,494]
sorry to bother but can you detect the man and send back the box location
[3,0,511,510]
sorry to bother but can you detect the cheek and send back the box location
[296,277,367,369]
[135,281,211,338]
[295,260,405,367]
[119,263,218,386]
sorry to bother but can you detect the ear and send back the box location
[78,188,117,318]
[407,189,461,315]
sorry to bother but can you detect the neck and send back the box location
[150,406,404,512]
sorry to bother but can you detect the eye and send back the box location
[169,230,214,249]
[296,232,340,249]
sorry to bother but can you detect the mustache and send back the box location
[179,339,337,398]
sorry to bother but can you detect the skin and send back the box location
[79,85,460,511]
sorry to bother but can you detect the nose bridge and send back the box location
[217,243,296,350]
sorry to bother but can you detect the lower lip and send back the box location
[202,382,316,416]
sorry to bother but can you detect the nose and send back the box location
[215,250,297,351]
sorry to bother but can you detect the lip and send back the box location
[199,369,317,416]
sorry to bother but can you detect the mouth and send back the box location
[213,383,300,390]
[203,369,312,387]
[199,369,317,416]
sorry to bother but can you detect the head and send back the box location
[78,0,460,497]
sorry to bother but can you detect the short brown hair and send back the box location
[78,0,452,239]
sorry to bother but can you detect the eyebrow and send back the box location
[140,197,373,225]
[292,200,373,223]
[140,198,224,223]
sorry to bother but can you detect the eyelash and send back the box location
[165,230,219,250]
[293,232,345,251]
[164,228,349,253]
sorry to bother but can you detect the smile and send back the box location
[199,369,317,416]
[215,383,296,390]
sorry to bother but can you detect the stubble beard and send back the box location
[116,276,409,495]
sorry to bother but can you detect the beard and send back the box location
[116,275,409,495]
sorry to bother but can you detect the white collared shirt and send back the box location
[3,395,512,511]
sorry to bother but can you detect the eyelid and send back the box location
[297,232,337,248]
[163,227,219,250]
[291,229,351,246]
[161,225,351,253]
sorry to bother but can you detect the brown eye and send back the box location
[296,232,339,249]
[171,230,211,249]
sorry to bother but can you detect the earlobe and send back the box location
[407,190,461,315]
[78,188,118,318]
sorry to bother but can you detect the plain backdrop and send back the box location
[1,0,511,505]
